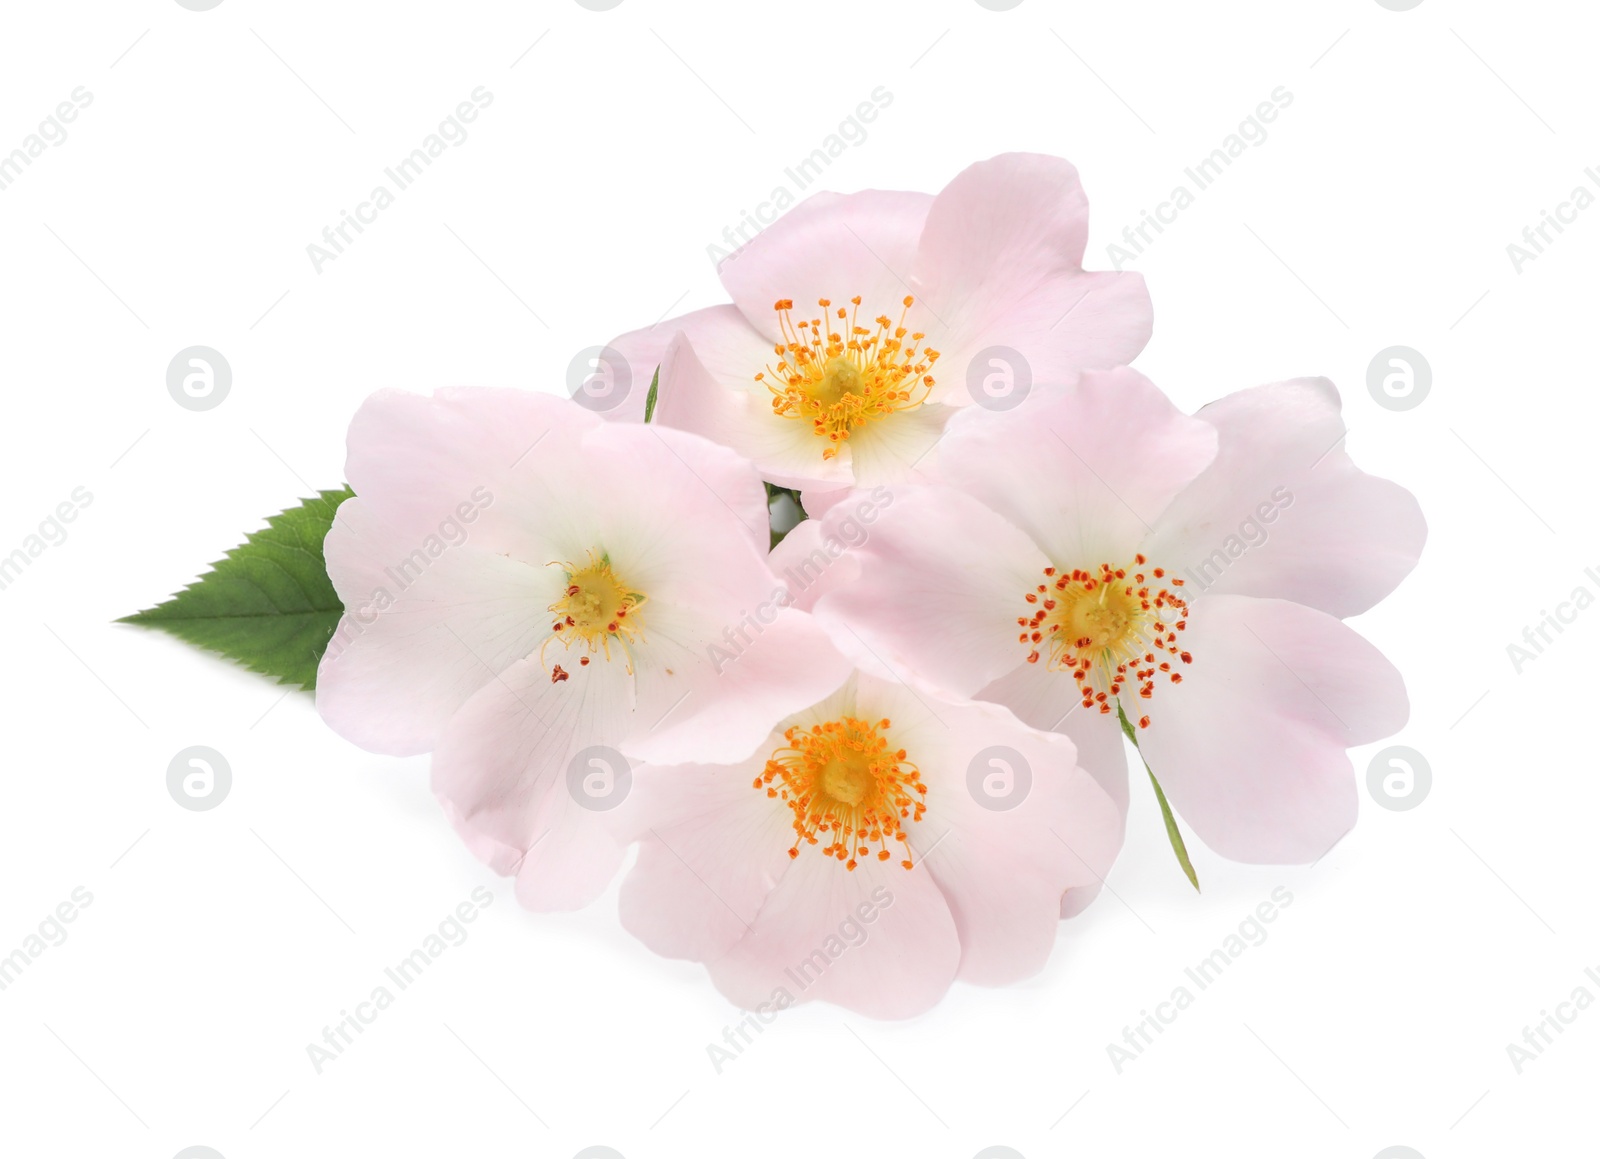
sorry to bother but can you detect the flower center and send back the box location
[756,296,938,460]
[1017,555,1191,730]
[543,550,646,675]
[755,716,927,870]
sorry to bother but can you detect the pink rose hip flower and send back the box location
[815,368,1425,866]
[590,153,1152,504]
[615,671,1121,1018]
[317,386,848,910]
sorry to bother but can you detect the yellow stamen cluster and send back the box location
[1017,555,1191,729]
[542,550,646,676]
[755,716,927,870]
[756,295,938,459]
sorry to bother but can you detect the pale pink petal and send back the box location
[767,517,858,613]
[580,415,773,560]
[816,484,1048,697]
[1058,885,1103,920]
[510,796,632,912]
[339,387,664,585]
[910,154,1153,398]
[718,189,934,341]
[919,153,1094,275]
[976,661,1131,814]
[1137,594,1409,864]
[651,333,856,490]
[342,387,595,551]
[797,487,852,518]
[864,679,1122,986]
[588,304,774,422]
[624,608,855,767]
[441,798,524,878]
[317,497,554,756]
[706,851,959,1020]
[617,757,797,962]
[836,401,957,488]
[1052,708,1132,919]
[929,270,1154,407]
[430,657,636,911]
[1141,378,1427,617]
[932,369,1217,567]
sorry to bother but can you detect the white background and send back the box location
[1,1,1594,1157]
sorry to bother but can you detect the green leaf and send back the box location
[643,364,660,423]
[1119,703,1200,892]
[118,487,354,690]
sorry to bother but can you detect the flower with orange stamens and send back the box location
[614,671,1121,1018]
[583,153,1152,506]
[816,368,1424,873]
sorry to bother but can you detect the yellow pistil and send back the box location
[754,716,927,869]
[756,295,938,460]
[542,550,646,676]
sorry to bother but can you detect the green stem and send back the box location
[643,365,661,423]
[1118,703,1199,892]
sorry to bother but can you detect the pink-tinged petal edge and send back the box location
[866,678,1121,987]
[718,188,935,342]
[911,153,1153,401]
[317,499,556,756]
[933,368,1218,573]
[1142,377,1427,618]
[1137,594,1409,864]
[430,657,637,911]
[815,484,1048,698]
[706,851,961,1020]
[587,304,773,424]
